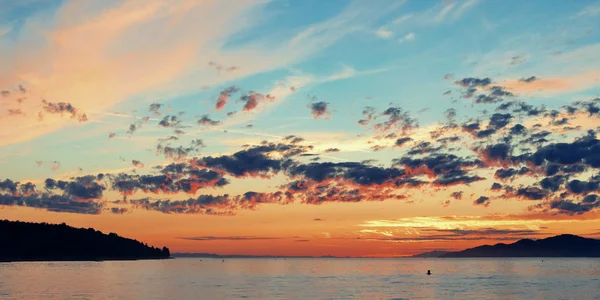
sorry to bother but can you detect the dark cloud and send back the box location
[479,143,513,166]
[494,168,519,180]
[406,141,444,155]
[158,115,182,128]
[454,77,492,89]
[582,194,598,203]
[566,179,599,194]
[40,100,88,122]
[374,107,418,134]
[241,91,274,112]
[310,101,330,119]
[395,153,481,178]
[395,137,413,147]
[284,135,305,144]
[529,132,600,168]
[324,148,340,153]
[156,139,205,160]
[474,86,514,104]
[111,166,228,196]
[215,86,240,110]
[539,175,566,192]
[130,191,291,215]
[132,160,145,168]
[44,176,106,199]
[510,56,526,65]
[519,76,537,83]
[358,106,376,125]
[474,196,490,207]
[0,194,103,214]
[131,195,235,215]
[488,113,512,130]
[433,173,485,186]
[198,115,221,126]
[198,149,286,177]
[515,187,549,200]
[509,124,526,135]
[287,161,404,186]
[491,182,502,190]
[550,199,600,215]
[110,207,128,214]
[0,179,19,195]
[149,103,162,116]
[450,191,463,200]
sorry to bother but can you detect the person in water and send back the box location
[427,270,431,275]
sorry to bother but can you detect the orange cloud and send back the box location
[501,70,600,95]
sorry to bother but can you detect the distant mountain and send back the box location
[411,250,450,258]
[0,220,170,262]
[439,234,600,258]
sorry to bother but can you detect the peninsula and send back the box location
[0,220,170,262]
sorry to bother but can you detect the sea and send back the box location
[1,258,599,299]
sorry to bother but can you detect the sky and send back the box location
[1,0,600,257]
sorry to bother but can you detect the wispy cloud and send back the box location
[420,0,480,24]
[576,2,600,17]
[0,0,396,148]
[0,24,11,36]
[179,236,284,241]
[398,32,415,43]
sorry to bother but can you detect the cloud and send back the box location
[0,193,103,214]
[0,0,394,147]
[392,14,413,24]
[241,91,275,112]
[39,100,88,123]
[373,106,418,134]
[576,3,600,17]
[215,86,240,111]
[309,101,330,120]
[148,103,163,116]
[178,235,283,241]
[395,137,413,147]
[0,24,12,37]
[197,115,221,126]
[425,0,480,24]
[197,146,288,178]
[519,76,537,83]
[549,199,600,215]
[398,32,415,43]
[450,191,463,200]
[500,71,600,96]
[132,160,144,168]
[375,27,393,39]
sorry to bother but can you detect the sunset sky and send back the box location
[1,0,600,257]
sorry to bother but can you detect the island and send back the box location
[412,234,600,258]
[0,220,170,262]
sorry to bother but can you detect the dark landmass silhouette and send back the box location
[412,234,600,258]
[0,220,170,262]
[411,250,450,258]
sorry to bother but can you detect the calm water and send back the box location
[1,258,600,299]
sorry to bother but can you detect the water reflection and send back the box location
[1,258,599,299]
